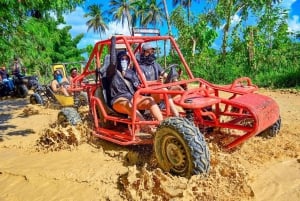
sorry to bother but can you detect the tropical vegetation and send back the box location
[0,0,299,88]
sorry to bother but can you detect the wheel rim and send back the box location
[30,96,36,104]
[57,113,68,127]
[162,135,188,174]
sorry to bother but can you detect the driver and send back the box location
[139,43,179,116]
[139,43,166,81]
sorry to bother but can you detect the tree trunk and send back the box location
[247,27,256,70]
[192,37,196,56]
[162,0,172,36]
[221,0,233,61]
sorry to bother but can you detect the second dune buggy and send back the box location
[30,63,88,123]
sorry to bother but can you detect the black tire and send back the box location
[0,82,6,97]
[78,92,88,106]
[30,93,44,105]
[258,116,281,138]
[57,107,82,127]
[17,84,28,98]
[154,117,210,178]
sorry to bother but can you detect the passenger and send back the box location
[0,65,14,91]
[139,43,180,116]
[51,70,70,96]
[110,51,163,122]
[68,67,78,83]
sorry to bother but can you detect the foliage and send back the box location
[170,7,218,76]
[0,0,299,89]
[167,1,300,88]
[0,0,86,80]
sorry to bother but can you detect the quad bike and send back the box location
[61,35,281,178]
[22,75,39,90]
[0,75,29,98]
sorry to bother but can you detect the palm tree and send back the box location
[162,0,172,35]
[172,0,200,23]
[84,4,108,39]
[109,0,134,35]
[142,0,165,28]
[131,0,148,28]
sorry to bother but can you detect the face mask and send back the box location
[140,53,156,65]
[121,60,128,71]
[56,74,63,83]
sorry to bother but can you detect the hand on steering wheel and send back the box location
[161,64,182,84]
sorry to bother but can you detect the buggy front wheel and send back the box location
[30,93,43,105]
[154,117,210,178]
[57,107,82,127]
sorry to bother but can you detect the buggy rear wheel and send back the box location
[258,116,281,138]
[57,107,82,127]
[154,117,210,178]
[30,93,43,105]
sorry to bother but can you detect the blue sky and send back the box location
[63,0,300,50]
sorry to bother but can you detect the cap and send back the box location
[142,43,156,51]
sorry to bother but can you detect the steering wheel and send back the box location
[161,64,182,84]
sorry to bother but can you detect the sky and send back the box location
[62,0,300,50]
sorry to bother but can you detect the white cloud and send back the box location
[279,0,300,33]
[280,0,297,9]
[288,15,300,32]
[231,14,241,26]
[62,7,131,49]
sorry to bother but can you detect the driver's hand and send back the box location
[159,75,164,83]
[159,72,167,83]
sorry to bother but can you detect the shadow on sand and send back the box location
[0,98,33,141]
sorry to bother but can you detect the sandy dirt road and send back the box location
[0,89,299,201]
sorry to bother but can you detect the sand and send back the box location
[0,89,299,201]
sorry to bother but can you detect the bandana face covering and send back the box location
[56,74,63,83]
[140,53,156,65]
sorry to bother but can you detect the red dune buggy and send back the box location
[64,35,281,177]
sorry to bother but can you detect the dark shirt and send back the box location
[140,62,163,81]
[12,62,23,78]
[110,69,140,106]
[0,69,8,79]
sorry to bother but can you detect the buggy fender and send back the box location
[230,93,280,134]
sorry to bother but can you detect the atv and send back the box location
[63,35,281,178]
[0,75,29,98]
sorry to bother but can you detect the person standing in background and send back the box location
[11,57,24,78]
